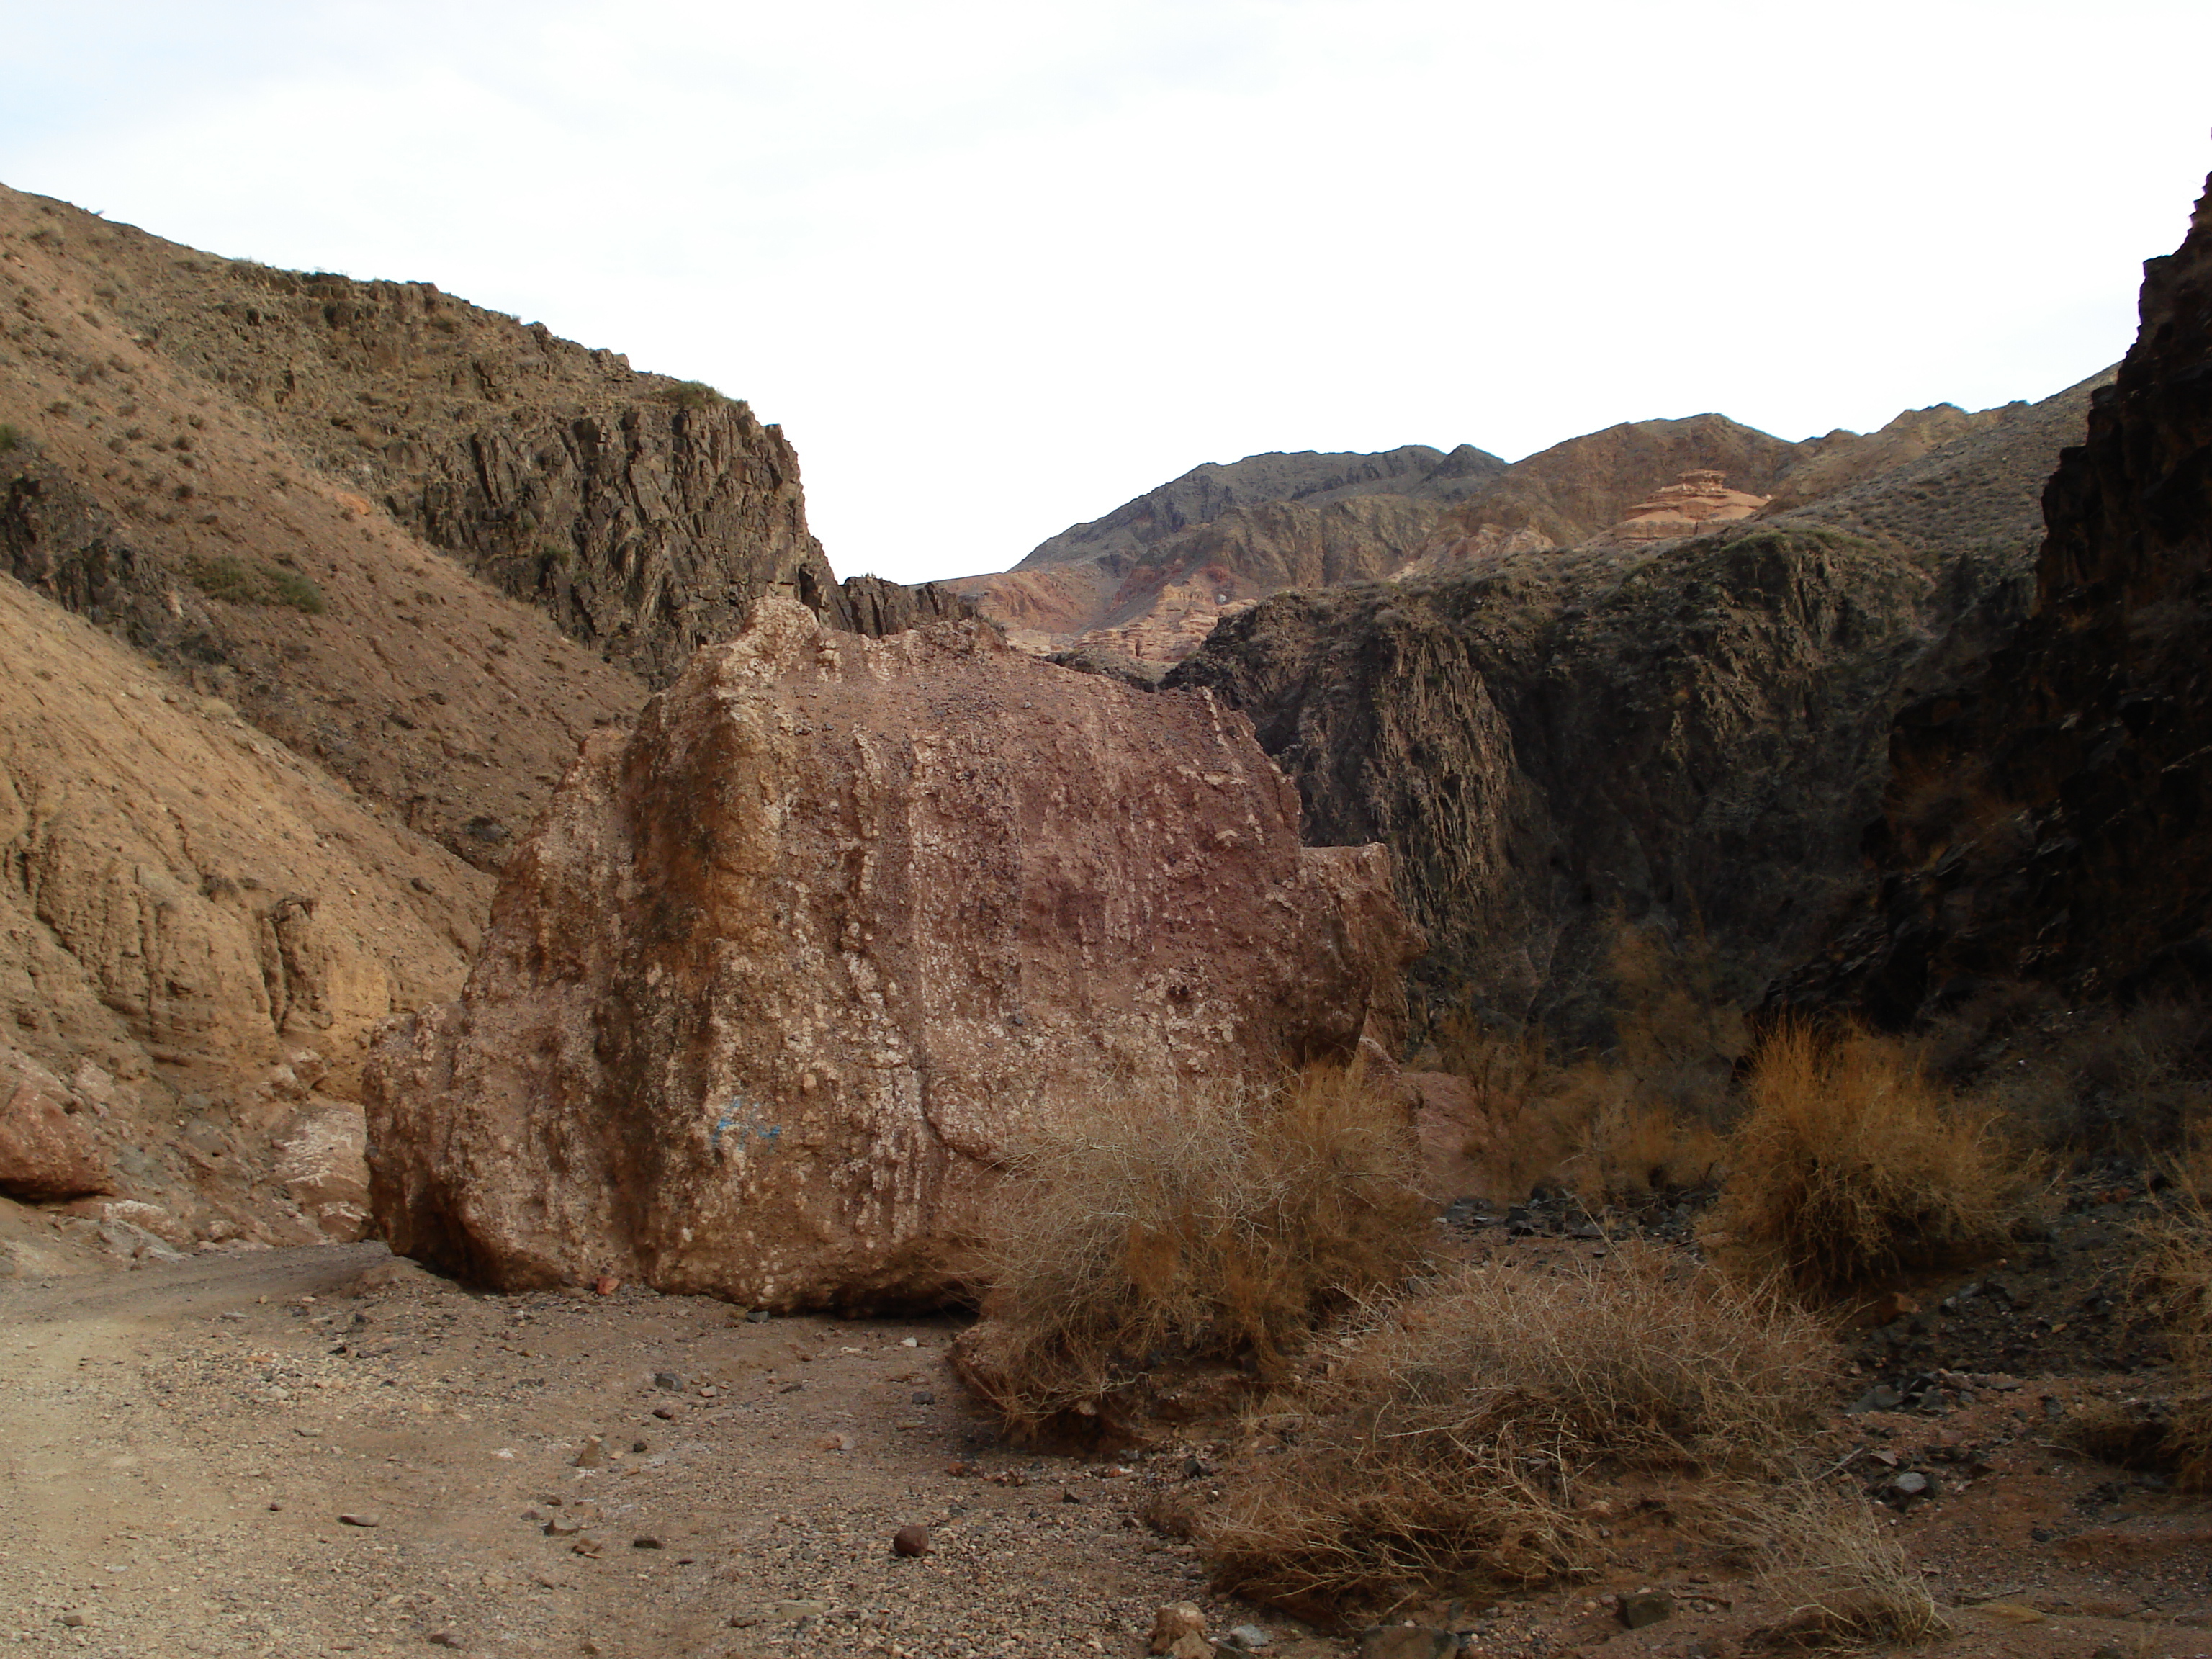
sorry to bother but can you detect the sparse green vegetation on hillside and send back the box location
[183,552,328,613]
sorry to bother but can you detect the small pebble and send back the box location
[891,1524,932,1557]
[337,1511,380,1528]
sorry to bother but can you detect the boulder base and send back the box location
[365,601,1419,1308]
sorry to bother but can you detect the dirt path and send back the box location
[0,1246,1242,1659]
[8,1240,2212,1658]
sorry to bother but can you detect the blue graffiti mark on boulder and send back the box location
[710,1097,783,1159]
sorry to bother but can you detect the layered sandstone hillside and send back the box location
[0,567,489,1259]
[1166,373,2105,1037]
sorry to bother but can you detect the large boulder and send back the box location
[364,600,1420,1308]
[0,1044,112,1201]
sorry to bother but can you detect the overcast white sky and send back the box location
[4,1,2208,585]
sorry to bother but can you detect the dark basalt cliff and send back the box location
[1164,382,2104,1037]
[1168,527,1951,1033]
[1779,175,2212,1021]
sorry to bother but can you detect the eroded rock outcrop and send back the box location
[365,600,1419,1308]
[0,570,477,1250]
[1601,469,1768,543]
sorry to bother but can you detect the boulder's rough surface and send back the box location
[1778,174,2212,1019]
[0,1046,111,1200]
[365,601,1420,1308]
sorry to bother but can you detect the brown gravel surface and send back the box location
[5,1238,2210,1658]
[0,1244,1290,1658]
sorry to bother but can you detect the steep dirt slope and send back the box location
[0,181,967,873]
[0,570,490,1259]
[0,182,964,688]
[1166,381,2102,1035]
[1763,398,2035,513]
[1779,179,2212,1022]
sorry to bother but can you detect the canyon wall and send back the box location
[1779,175,2212,1022]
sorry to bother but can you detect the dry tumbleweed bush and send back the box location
[1714,1022,2037,1292]
[2128,1159,2212,1485]
[1696,1480,1951,1647]
[961,1065,1427,1434]
[1197,1246,1835,1614]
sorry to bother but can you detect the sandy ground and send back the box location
[4,1239,2211,1659]
[0,1244,1243,1658]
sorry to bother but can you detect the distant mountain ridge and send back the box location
[947,395,2068,670]
[1015,442,1509,574]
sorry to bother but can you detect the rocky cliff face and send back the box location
[1167,528,1946,1033]
[0,183,961,685]
[365,600,1419,1308]
[1778,176,2212,1021]
[1161,369,2108,1037]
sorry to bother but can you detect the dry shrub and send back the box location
[1427,1013,1569,1189]
[1920,990,2212,1157]
[1606,922,1748,1119]
[1552,1063,1727,1202]
[963,1065,1426,1435]
[1197,1246,1834,1614]
[2128,1154,2212,1485]
[1697,1480,1949,1647]
[1425,941,1735,1206]
[1714,1023,2037,1292]
[1430,1013,1550,1122]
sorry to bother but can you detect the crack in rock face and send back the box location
[365,599,1421,1310]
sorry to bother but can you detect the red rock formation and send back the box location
[365,600,1421,1308]
[0,1046,112,1201]
[1604,470,1770,543]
